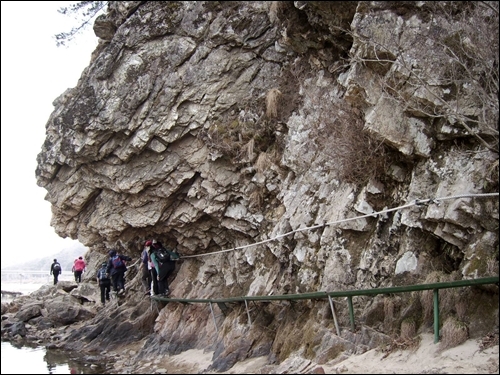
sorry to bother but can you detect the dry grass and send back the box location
[249,189,263,210]
[479,330,499,351]
[255,152,272,174]
[383,297,395,332]
[455,299,468,321]
[244,138,255,161]
[311,101,390,186]
[199,116,283,165]
[439,316,469,351]
[268,1,286,25]
[358,2,499,153]
[382,318,420,358]
[266,88,282,119]
[420,271,461,323]
[486,255,499,276]
[400,318,417,341]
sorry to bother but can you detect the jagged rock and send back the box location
[26,1,500,373]
[4,321,27,338]
[14,302,44,322]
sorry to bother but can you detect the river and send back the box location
[1,281,107,374]
[0,341,106,374]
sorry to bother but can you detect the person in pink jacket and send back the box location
[73,256,86,283]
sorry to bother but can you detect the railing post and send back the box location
[244,299,252,326]
[328,295,341,336]
[347,296,355,332]
[209,302,218,333]
[433,288,440,343]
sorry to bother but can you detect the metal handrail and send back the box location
[151,276,499,343]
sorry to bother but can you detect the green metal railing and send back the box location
[151,276,499,343]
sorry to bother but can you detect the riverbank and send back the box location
[102,331,498,374]
[1,282,498,374]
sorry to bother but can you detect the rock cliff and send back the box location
[8,1,500,373]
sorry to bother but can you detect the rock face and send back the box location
[25,1,500,372]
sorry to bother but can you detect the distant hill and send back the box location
[1,242,89,272]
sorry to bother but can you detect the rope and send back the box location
[180,192,499,259]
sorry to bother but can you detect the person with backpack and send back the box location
[73,256,86,283]
[96,261,111,306]
[50,259,62,285]
[150,240,180,296]
[148,241,160,296]
[106,249,132,295]
[141,240,153,295]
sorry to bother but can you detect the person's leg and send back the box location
[150,268,159,295]
[119,272,125,291]
[141,266,150,292]
[115,272,125,294]
[147,268,152,290]
[111,274,118,292]
[105,283,110,301]
[158,278,166,295]
[100,284,105,304]
[164,268,174,294]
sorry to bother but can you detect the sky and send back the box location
[1,2,101,268]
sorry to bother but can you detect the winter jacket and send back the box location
[74,259,86,272]
[107,254,132,276]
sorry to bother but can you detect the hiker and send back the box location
[150,240,180,296]
[106,249,132,295]
[73,256,86,283]
[148,241,160,295]
[141,240,153,295]
[96,261,111,306]
[50,259,62,285]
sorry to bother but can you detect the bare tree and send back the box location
[350,2,498,153]
[54,1,107,47]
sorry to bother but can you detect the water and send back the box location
[1,341,105,374]
[1,281,107,374]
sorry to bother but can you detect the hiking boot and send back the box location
[159,290,171,297]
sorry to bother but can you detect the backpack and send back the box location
[98,267,109,281]
[156,247,180,263]
[53,263,61,272]
[155,248,170,263]
[111,255,124,268]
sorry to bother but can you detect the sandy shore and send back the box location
[150,333,498,374]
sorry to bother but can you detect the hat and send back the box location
[54,259,57,262]
[79,256,83,259]
[109,250,116,256]
[101,262,108,267]
[145,240,152,247]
